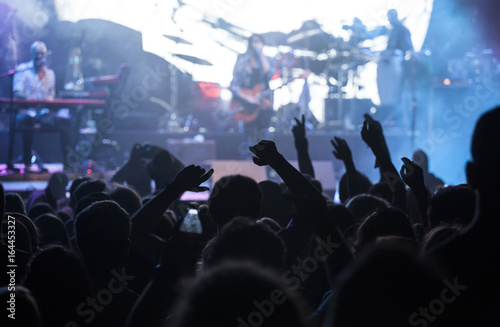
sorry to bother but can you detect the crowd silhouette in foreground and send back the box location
[1,106,499,327]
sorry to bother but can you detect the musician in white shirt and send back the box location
[14,41,55,100]
[14,41,72,170]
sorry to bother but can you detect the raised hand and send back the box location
[249,140,281,167]
[292,115,306,139]
[130,143,144,161]
[400,157,424,189]
[330,136,352,162]
[361,117,384,150]
[292,115,308,150]
[171,165,214,195]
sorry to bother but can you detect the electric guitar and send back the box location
[230,84,273,123]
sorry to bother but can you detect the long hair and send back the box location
[245,34,265,56]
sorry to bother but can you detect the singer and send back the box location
[230,34,276,155]
[14,41,55,100]
[13,41,73,170]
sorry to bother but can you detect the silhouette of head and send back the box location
[209,175,262,228]
[387,9,399,25]
[147,149,185,189]
[28,202,56,221]
[74,200,131,268]
[68,177,91,209]
[345,194,389,223]
[173,262,304,327]
[467,106,500,200]
[258,180,293,228]
[47,173,69,200]
[202,217,285,271]
[34,214,71,249]
[24,245,91,327]
[73,179,107,204]
[74,192,112,218]
[109,184,142,215]
[5,192,26,215]
[331,243,443,327]
[412,150,429,173]
[428,185,475,227]
[355,208,415,250]
[368,182,392,203]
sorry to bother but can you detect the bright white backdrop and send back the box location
[53,0,434,87]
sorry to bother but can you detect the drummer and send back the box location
[343,10,413,54]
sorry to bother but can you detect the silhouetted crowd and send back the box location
[1,107,500,327]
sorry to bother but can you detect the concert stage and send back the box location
[0,0,495,195]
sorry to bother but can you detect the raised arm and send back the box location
[126,218,203,327]
[292,115,315,177]
[331,136,362,200]
[250,140,320,199]
[250,140,352,276]
[361,115,406,209]
[130,165,213,236]
[400,157,430,229]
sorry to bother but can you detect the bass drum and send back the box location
[376,52,404,107]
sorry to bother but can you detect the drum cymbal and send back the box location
[163,34,192,45]
[286,29,324,44]
[173,54,213,66]
[285,20,335,52]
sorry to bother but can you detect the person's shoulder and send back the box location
[236,52,250,62]
[46,67,56,77]
[16,61,32,71]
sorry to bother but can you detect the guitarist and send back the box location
[230,34,275,148]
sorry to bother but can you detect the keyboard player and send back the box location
[14,41,74,170]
